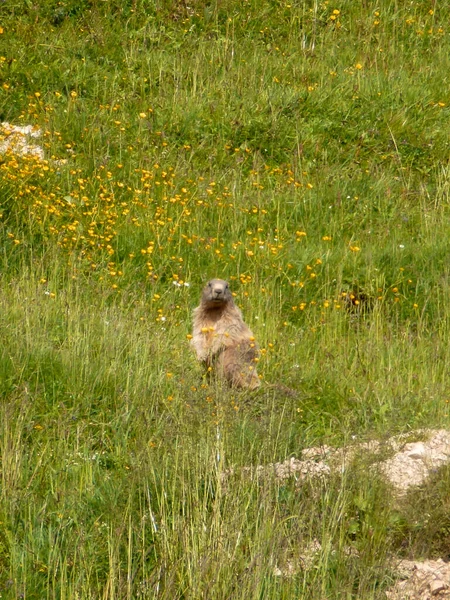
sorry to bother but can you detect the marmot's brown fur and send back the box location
[191,279,260,390]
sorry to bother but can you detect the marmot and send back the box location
[191,279,261,390]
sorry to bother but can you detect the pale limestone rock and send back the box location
[0,122,44,159]
[387,559,450,600]
[378,430,450,494]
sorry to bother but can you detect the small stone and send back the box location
[406,442,427,459]
[430,578,448,595]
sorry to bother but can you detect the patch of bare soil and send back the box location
[273,539,323,577]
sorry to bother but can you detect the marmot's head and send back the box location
[201,279,234,308]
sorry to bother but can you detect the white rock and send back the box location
[405,442,427,459]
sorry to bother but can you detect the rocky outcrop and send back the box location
[228,429,450,495]
[387,559,450,600]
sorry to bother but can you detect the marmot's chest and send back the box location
[198,309,240,343]
[200,320,230,342]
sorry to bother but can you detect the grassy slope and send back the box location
[1,0,450,597]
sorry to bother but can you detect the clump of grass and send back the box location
[391,464,450,561]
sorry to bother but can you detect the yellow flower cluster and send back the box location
[0,116,420,318]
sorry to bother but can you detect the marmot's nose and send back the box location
[214,288,223,297]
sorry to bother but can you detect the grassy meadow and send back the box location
[1,0,450,597]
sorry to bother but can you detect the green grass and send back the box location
[1,0,450,597]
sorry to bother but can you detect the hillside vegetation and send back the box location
[1,1,450,597]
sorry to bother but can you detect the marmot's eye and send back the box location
[208,282,212,288]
